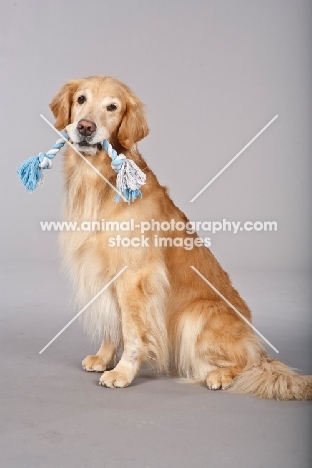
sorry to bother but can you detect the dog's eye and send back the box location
[107,103,117,111]
[77,95,86,104]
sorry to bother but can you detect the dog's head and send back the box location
[50,76,149,155]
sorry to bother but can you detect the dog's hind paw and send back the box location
[206,367,240,390]
[206,369,231,390]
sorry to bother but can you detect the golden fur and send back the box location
[50,76,312,399]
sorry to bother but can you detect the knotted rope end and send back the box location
[16,155,43,192]
[17,135,68,192]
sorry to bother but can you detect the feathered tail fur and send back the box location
[228,358,312,400]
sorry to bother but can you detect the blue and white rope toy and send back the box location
[16,135,146,202]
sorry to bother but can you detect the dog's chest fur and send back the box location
[60,154,122,346]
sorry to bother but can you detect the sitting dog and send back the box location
[49,76,312,399]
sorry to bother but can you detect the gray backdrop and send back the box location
[1,2,312,468]
[1,0,311,271]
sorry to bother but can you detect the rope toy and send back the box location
[16,135,146,202]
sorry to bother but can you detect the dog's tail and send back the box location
[228,358,312,400]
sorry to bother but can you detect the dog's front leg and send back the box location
[99,275,146,388]
[99,326,144,388]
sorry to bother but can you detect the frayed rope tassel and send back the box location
[103,140,146,202]
[16,135,69,192]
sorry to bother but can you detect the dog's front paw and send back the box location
[99,369,132,388]
[82,355,106,372]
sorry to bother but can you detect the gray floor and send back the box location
[1,261,311,468]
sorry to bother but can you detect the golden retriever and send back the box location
[50,76,312,399]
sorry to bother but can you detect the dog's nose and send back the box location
[77,119,96,137]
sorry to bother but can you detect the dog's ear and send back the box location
[49,80,82,130]
[118,94,149,149]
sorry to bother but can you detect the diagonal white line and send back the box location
[190,266,279,353]
[40,114,127,202]
[190,115,278,202]
[39,266,128,354]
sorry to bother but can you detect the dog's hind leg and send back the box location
[198,302,266,390]
[82,340,116,372]
[174,300,265,388]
